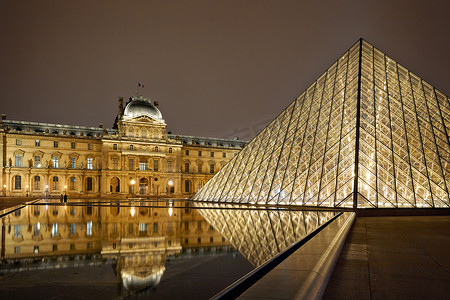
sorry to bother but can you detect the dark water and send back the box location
[0,199,336,299]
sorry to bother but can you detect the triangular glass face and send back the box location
[192,39,450,209]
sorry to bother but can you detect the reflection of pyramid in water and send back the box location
[193,39,450,208]
[196,204,337,266]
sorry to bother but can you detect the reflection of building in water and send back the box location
[196,203,337,266]
[1,200,230,290]
[0,96,246,198]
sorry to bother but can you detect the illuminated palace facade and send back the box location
[0,96,246,198]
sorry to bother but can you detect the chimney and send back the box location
[118,97,124,115]
[1,114,6,120]
[154,101,159,108]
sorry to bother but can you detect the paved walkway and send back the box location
[323,215,450,300]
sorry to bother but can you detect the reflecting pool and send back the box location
[0,199,338,299]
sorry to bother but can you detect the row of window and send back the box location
[14,242,93,254]
[17,139,94,150]
[12,175,93,191]
[14,155,94,169]
[184,162,215,173]
[185,150,226,158]
[14,221,93,239]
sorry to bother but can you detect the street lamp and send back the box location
[130,179,136,194]
[3,184,6,196]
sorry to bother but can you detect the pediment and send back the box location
[125,115,165,125]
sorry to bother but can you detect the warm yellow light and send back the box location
[130,179,136,185]
[64,185,67,189]
[130,207,135,217]
[168,180,173,186]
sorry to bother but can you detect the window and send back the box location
[70,157,76,168]
[139,162,147,170]
[198,151,202,156]
[168,147,172,153]
[87,242,92,249]
[223,152,226,158]
[197,238,201,244]
[184,221,189,231]
[14,175,21,190]
[185,180,190,193]
[112,158,118,170]
[87,158,93,169]
[130,145,134,150]
[34,224,40,236]
[86,177,93,191]
[86,221,93,236]
[128,158,134,171]
[34,155,41,167]
[34,176,40,190]
[14,225,21,238]
[71,142,76,149]
[168,161,173,172]
[70,243,75,250]
[198,221,202,231]
[210,164,215,174]
[52,176,59,190]
[88,143,93,150]
[153,222,158,234]
[16,139,21,145]
[54,141,58,148]
[34,245,39,254]
[52,156,59,168]
[35,140,40,147]
[139,223,147,233]
[70,224,76,235]
[113,144,118,150]
[141,128,147,138]
[185,150,189,155]
[210,237,214,243]
[52,244,57,251]
[184,163,189,173]
[128,223,134,234]
[210,152,214,157]
[70,207,76,215]
[154,160,159,171]
[154,146,159,152]
[15,154,22,167]
[33,206,40,216]
[70,177,76,190]
[86,205,92,215]
[14,246,20,254]
[51,223,58,237]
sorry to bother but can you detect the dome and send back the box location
[122,97,163,121]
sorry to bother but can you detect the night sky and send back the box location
[1,1,449,140]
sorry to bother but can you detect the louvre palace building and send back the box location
[0,96,246,198]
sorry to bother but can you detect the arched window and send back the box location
[86,177,93,191]
[34,176,41,190]
[154,146,159,152]
[70,177,76,190]
[52,176,59,190]
[184,180,190,193]
[14,175,21,190]
[113,144,118,150]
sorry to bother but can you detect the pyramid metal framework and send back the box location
[196,203,337,266]
[192,39,450,208]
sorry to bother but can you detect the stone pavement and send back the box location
[323,215,450,300]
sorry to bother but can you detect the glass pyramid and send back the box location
[192,39,450,208]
